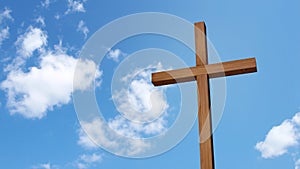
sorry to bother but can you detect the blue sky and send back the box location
[0,0,300,169]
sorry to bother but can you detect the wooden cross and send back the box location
[151,22,257,169]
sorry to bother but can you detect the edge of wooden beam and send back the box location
[152,58,257,86]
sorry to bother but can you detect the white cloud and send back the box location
[108,63,169,138]
[78,119,119,150]
[32,163,51,169]
[292,113,300,125]
[76,153,102,169]
[75,59,102,91]
[54,14,60,20]
[0,8,13,23]
[1,46,101,119]
[106,48,126,62]
[41,0,51,8]
[36,16,46,27]
[78,118,151,156]
[0,8,13,46]
[77,20,89,39]
[112,63,168,123]
[80,153,102,163]
[32,153,102,169]
[255,120,298,158]
[77,63,170,157]
[15,26,47,58]
[108,114,167,138]
[65,0,86,14]
[295,159,300,169]
[2,24,101,120]
[255,112,300,158]
[4,26,47,72]
[77,128,98,149]
[0,26,9,46]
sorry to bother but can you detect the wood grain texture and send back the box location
[197,74,214,169]
[151,21,258,169]
[195,22,207,66]
[152,58,257,86]
[195,22,215,169]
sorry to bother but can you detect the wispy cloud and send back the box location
[0,27,9,46]
[0,7,13,46]
[77,127,98,150]
[54,14,60,20]
[106,48,126,62]
[32,153,102,169]
[0,7,13,23]
[32,163,52,169]
[78,63,171,157]
[65,0,87,14]
[36,16,46,27]
[78,118,151,156]
[76,153,102,169]
[77,20,89,39]
[41,0,51,8]
[296,159,300,169]
[255,112,300,168]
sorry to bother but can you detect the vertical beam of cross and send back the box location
[195,22,215,169]
[151,21,257,169]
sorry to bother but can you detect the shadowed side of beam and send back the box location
[152,58,257,86]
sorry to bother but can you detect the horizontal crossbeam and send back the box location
[152,57,257,86]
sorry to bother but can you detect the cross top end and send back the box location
[150,21,257,169]
[151,21,257,86]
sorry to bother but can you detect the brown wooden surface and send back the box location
[151,21,257,169]
[195,22,215,169]
[152,58,257,86]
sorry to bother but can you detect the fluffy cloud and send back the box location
[65,0,86,14]
[1,49,101,119]
[78,118,151,156]
[77,20,89,39]
[78,64,170,156]
[4,26,48,71]
[73,58,102,91]
[255,112,300,158]
[109,64,169,138]
[1,24,101,119]
[15,26,47,58]
[2,23,93,120]
[112,63,168,123]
